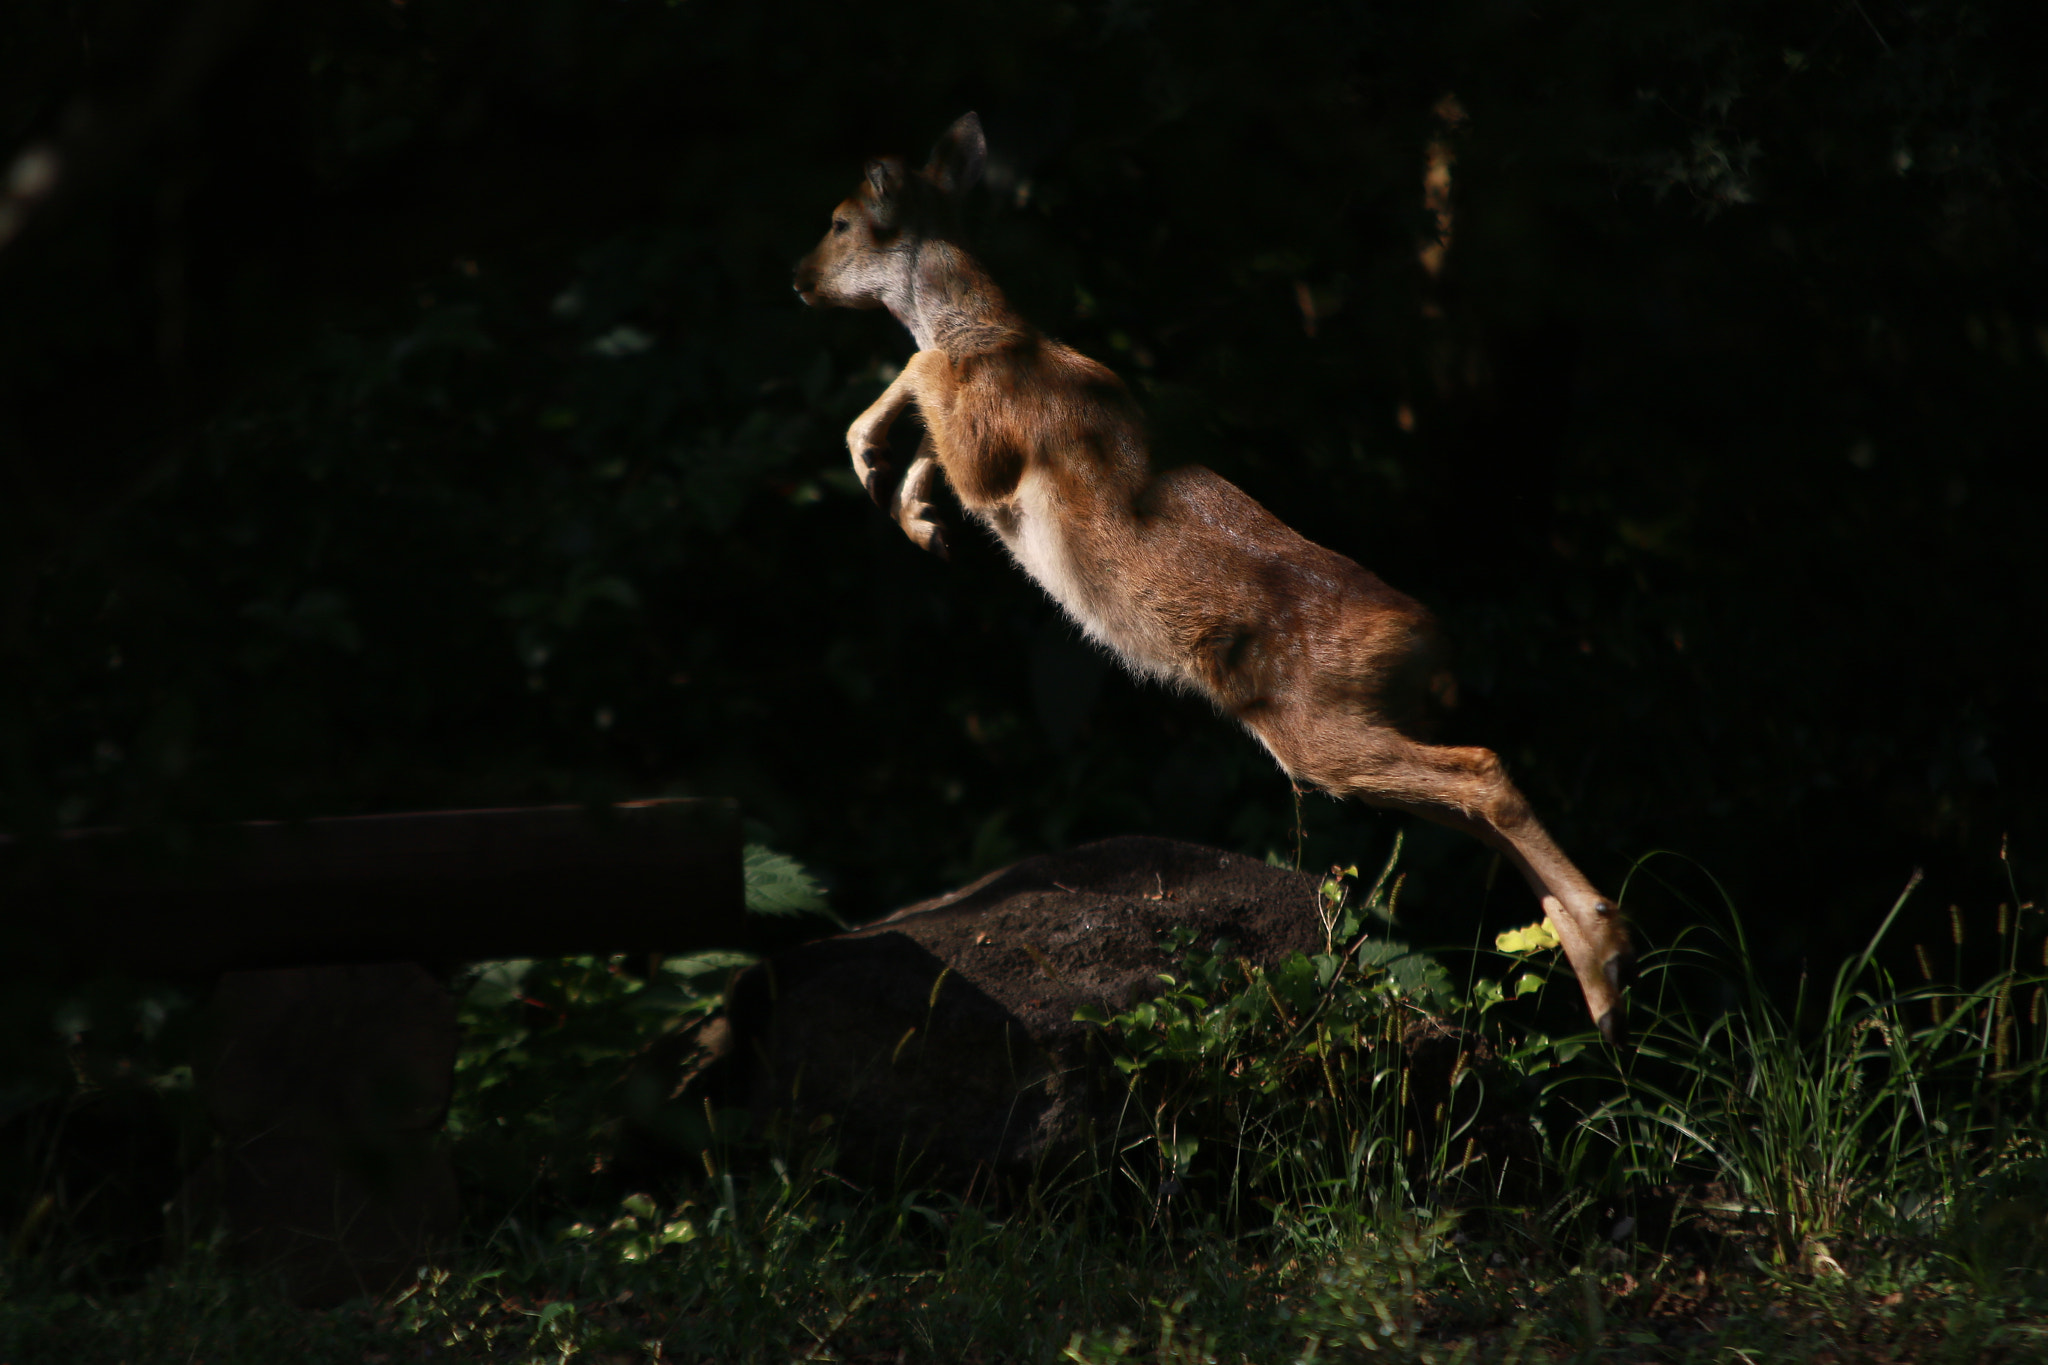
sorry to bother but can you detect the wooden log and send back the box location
[2,798,745,975]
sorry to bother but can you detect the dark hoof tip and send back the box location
[1598,951,1638,1048]
[928,529,951,561]
[1597,1005,1630,1049]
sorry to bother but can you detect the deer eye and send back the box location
[832,218,850,235]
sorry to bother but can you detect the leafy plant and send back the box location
[1071,840,1577,1242]
[449,842,833,1227]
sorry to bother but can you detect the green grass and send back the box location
[6,851,2048,1363]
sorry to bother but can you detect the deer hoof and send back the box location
[905,516,950,560]
[1597,951,1638,1048]
[1597,1004,1629,1049]
[855,454,897,509]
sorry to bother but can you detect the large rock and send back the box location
[669,837,1334,1189]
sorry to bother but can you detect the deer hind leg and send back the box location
[1255,717,1636,1044]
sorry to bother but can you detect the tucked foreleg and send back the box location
[846,351,950,557]
[890,436,950,559]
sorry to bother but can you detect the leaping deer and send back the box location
[794,114,1636,1044]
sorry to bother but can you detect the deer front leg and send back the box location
[847,353,951,556]
[890,436,950,560]
[846,355,929,511]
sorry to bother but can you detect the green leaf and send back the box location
[1495,919,1561,955]
[464,958,535,1008]
[661,949,756,980]
[743,844,838,922]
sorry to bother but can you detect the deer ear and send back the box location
[925,112,986,197]
[863,157,904,225]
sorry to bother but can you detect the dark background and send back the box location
[3,0,2041,980]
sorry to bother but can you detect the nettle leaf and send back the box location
[1384,951,1454,1007]
[1351,937,1455,1006]
[743,844,837,922]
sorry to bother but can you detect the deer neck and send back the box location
[894,239,1023,354]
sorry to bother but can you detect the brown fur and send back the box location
[794,115,1635,1043]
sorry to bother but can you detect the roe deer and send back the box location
[794,114,1636,1044]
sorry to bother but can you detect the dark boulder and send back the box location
[643,836,1334,1189]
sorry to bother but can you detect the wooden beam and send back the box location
[3,799,744,976]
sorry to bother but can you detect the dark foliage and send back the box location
[4,0,2042,974]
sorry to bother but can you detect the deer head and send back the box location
[793,112,986,316]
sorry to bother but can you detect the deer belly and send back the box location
[985,475,1180,685]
